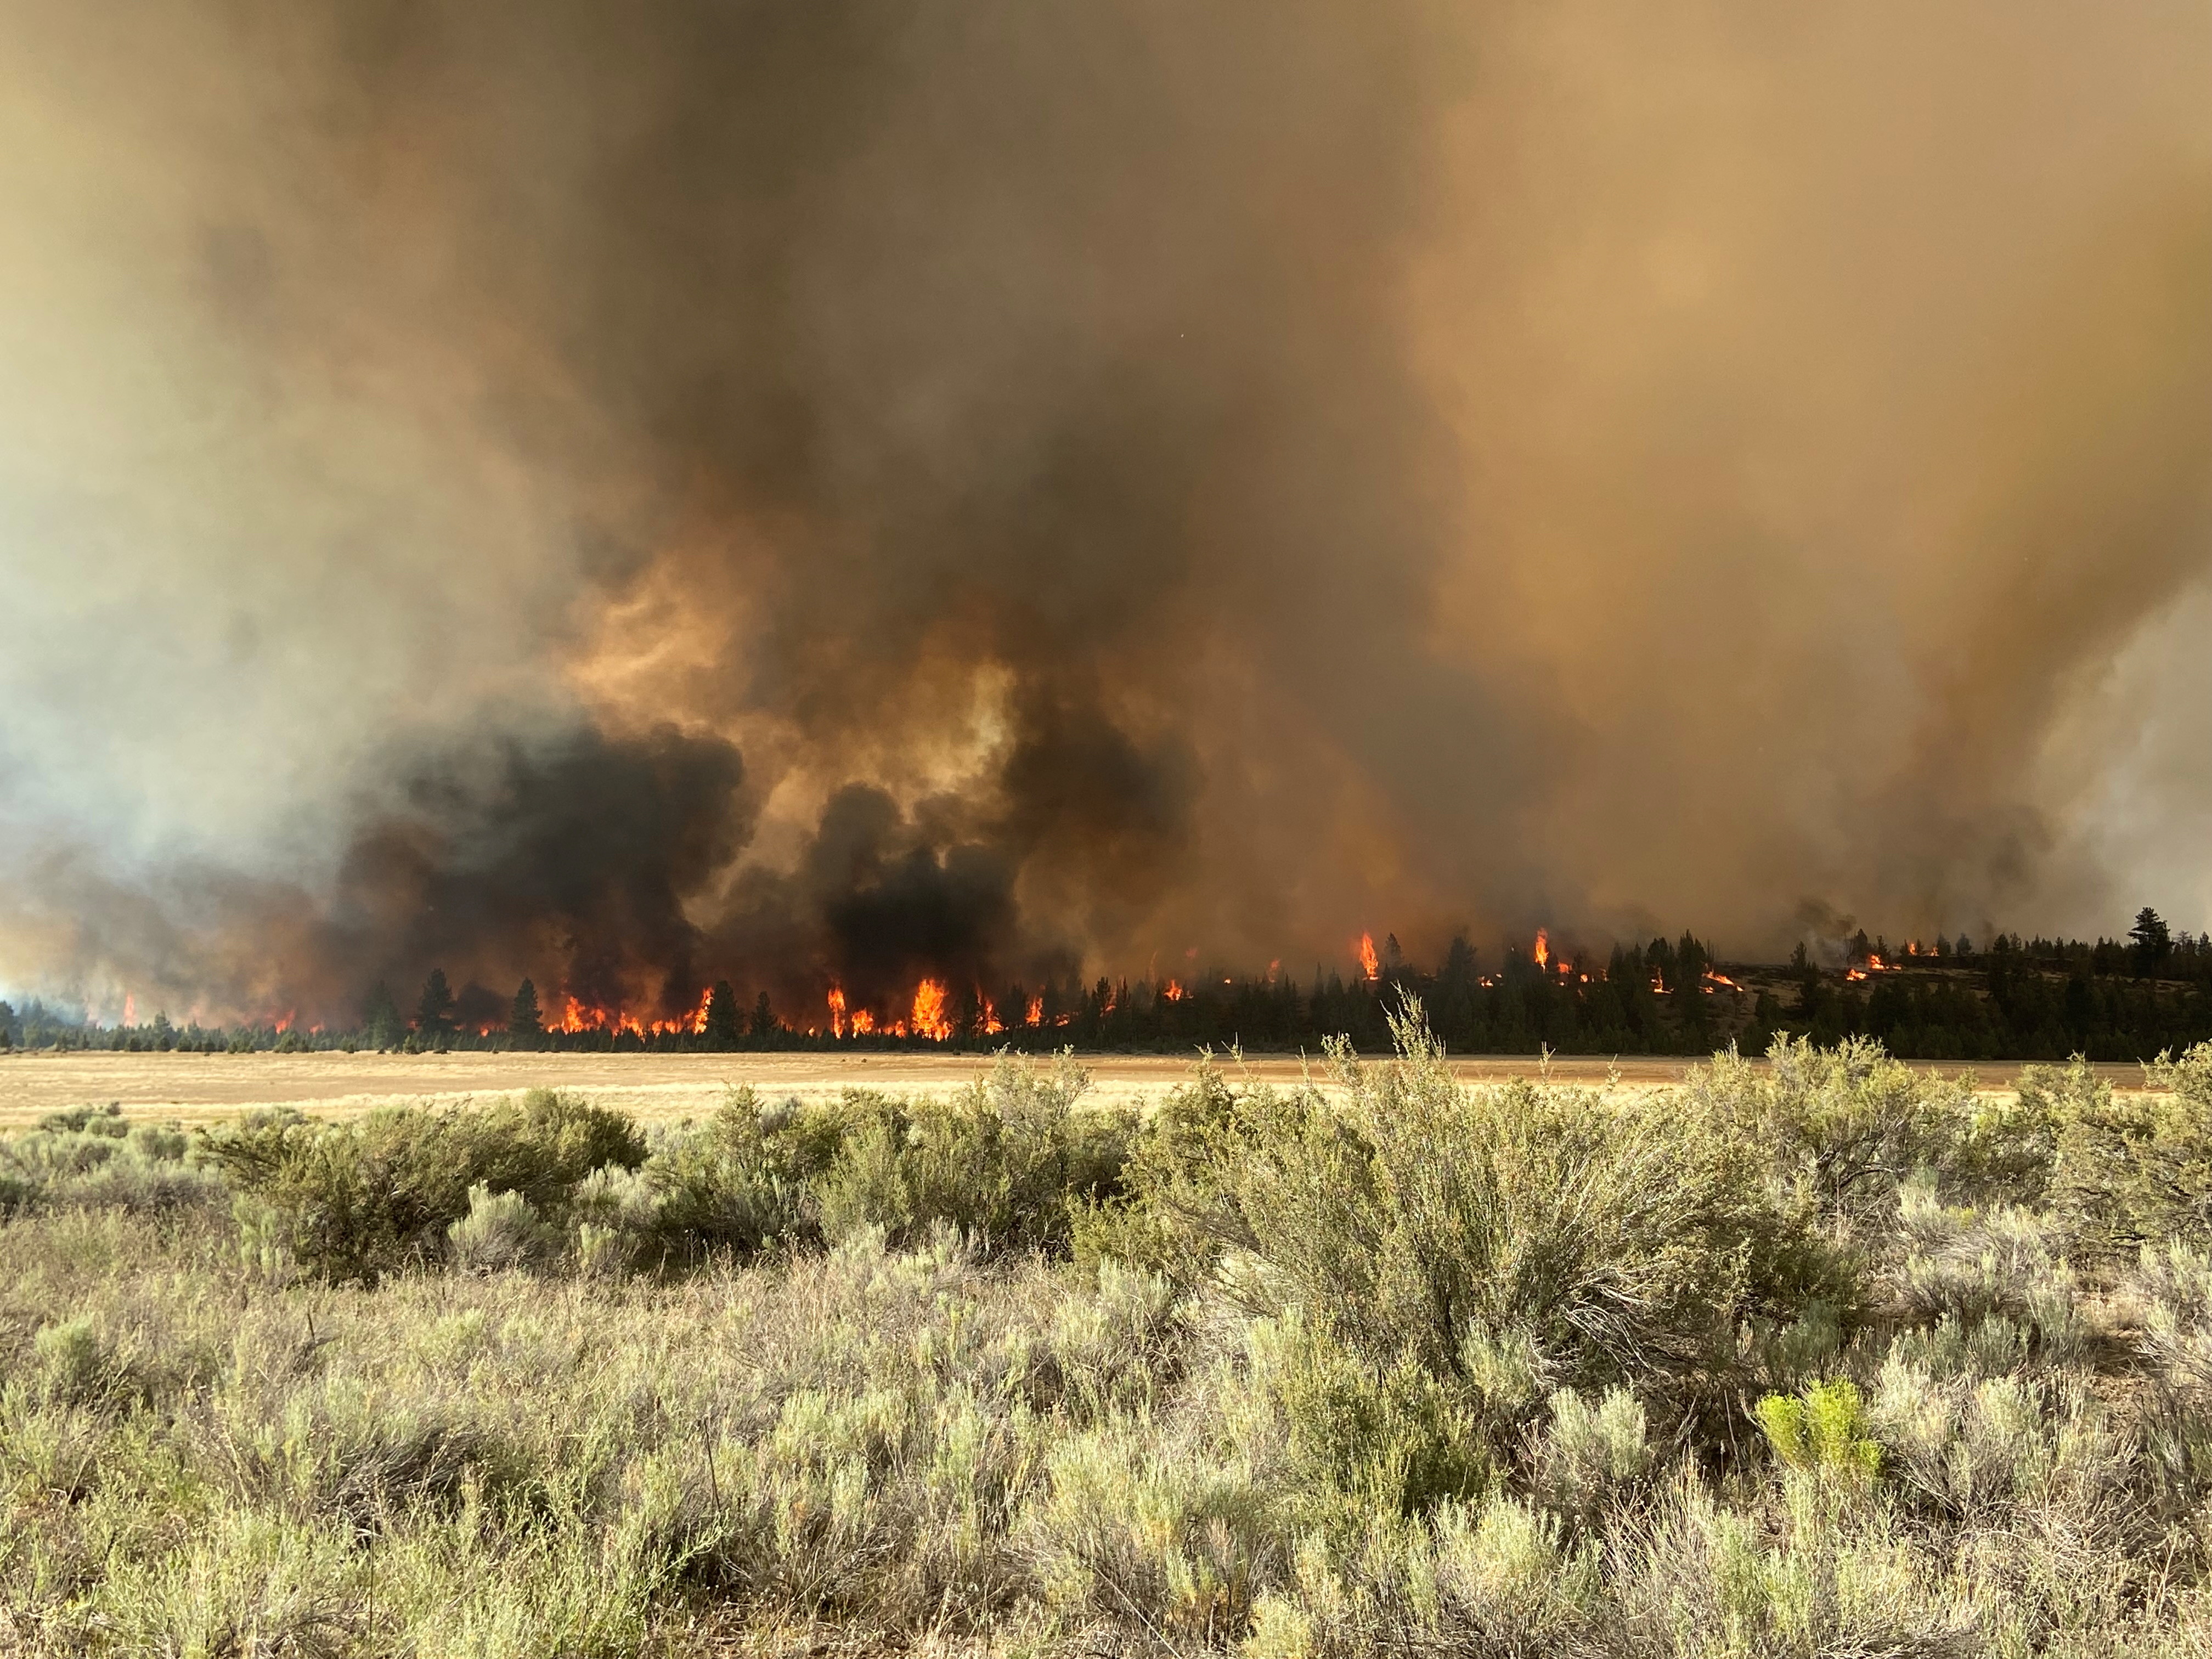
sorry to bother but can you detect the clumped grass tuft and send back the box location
[7,1031,2212,1654]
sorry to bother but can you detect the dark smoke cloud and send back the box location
[1,1,2208,1022]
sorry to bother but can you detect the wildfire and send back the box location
[552,988,710,1038]
[827,985,847,1039]
[981,997,1003,1035]
[1533,929,1549,970]
[1025,995,1044,1027]
[850,1008,877,1035]
[1162,979,1186,1002]
[910,979,951,1042]
[1703,968,1742,992]
[1357,932,1380,981]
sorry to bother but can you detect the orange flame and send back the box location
[850,1007,877,1035]
[1703,968,1742,992]
[980,996,1003,1035]
[827,985,847,1039]
[1161,979,1186,1002]
[910,979,951,1042]
[1533,929,1549,970]
[1025,995,1043,1027]
[1357,933,1380,981]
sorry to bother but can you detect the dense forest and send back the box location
[5,909,2207,1063]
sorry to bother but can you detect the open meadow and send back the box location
[5,1021,2212,1656]
[0,1046,2158,1132]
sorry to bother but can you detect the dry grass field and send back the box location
[0,1045,2156,1128]
[0,1048,1698,1128]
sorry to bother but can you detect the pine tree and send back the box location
[2131,907,2173,977]
[702,980,741,1048]
[416,969,456,1042]
[750,991,776,1042]
[361,983,403,1051]
[508,978,544,1046]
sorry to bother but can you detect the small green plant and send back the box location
[1756,1378,1882,1481]
[448,1183,558,1273]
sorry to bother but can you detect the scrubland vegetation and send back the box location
[9,1014,2212,1654]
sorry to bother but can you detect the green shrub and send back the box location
[816,1051,1127,1254]
[37,1102,129,1136]
[201,1091,646,1280]
[0,1106,222,1216]
[1757,1378,1882,1482]
[448,1183,558,1274]
[1533,1386,1654,1521]
[624,1087,838,1262]
[1889,1181,2086,1365]
[1260,1310,1491,1527]
[2049,1041,2212,1250]
[1129,1004,1826,1414]
[1690,1035,2012,1221]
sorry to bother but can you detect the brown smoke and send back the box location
[1,1,2208,1022]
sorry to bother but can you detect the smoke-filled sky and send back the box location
[2,1,2208,1024]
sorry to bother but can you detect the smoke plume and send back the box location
[2,1,2208,1023]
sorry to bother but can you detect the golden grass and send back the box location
[0,1048,1746,1129]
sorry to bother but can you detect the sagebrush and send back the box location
[7,1020,2212,1656]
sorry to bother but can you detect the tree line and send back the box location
[5,907,2207,1061]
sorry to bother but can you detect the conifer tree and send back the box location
[416,969,456,1042]
[508,978,544,1046]
[2131,907,2172,977]
[702,980,741,1048]
[360,983,404,1051]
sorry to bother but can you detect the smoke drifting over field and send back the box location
[2,2,2209,1023]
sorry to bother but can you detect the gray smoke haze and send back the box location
[1,1,2208,1023]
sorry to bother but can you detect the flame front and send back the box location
[827,985,847,1039]
[1356,933,1380,981]
[552,989,714,1037]
[910,979,951,1042]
